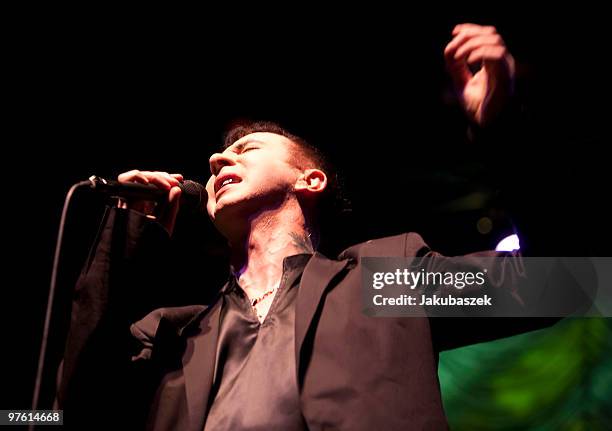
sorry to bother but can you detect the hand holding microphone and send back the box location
[107,170,206,235]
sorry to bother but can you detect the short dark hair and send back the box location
[222,120,351,235]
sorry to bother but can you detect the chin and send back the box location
[213,193,242,215]
[212,195,250,224]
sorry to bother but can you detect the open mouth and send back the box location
[214,174,242,195]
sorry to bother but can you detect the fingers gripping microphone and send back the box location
[87,175,207,212]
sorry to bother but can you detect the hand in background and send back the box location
[444,23,516,126]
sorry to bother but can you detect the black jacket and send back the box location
[56,207,580,430]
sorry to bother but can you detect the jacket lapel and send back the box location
[295,252,349,378]
[180,296,223,431]
[178,254,349,429]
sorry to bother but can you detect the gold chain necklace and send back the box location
[250,287,278,307]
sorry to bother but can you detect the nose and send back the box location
[209,151,236,176]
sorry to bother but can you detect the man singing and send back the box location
[56,24,550,430]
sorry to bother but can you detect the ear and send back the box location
[295,169,327,196]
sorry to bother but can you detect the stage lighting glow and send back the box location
[495,234,520,252]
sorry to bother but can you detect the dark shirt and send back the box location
[203,254,312,431]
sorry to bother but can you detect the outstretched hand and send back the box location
[444,23,516,126]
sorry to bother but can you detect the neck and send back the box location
[228,199,315,296]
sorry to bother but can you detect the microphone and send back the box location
[87,175,207,212]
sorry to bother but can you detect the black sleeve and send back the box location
[404,234,595,351]
[56,207,174,429]
[423,249,559,351]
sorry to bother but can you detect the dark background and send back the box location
[2,6,609,415]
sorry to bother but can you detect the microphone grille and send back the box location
[180,180,207,212]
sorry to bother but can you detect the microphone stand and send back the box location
[30,180,90,429]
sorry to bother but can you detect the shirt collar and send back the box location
[221,253,313,295]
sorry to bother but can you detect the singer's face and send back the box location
[205,132,302,229]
